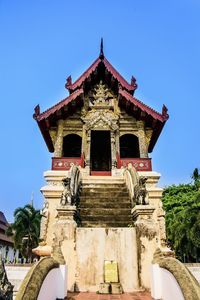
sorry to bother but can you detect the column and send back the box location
[132,205,158,289]
[85,130,91,168]
[111,131,117,168]
[54,119,64,157]
[137,120,148,158]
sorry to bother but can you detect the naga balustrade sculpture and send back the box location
[123,163,149,206]
[0,255,13,300]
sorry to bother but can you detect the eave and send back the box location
[33,89,84,152]
[118,88,169,152]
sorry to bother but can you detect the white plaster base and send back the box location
[75,228,139,292]
[150,264,185,300]
[37,265,67,300]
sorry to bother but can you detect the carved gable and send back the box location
[88,81,114,109]
[83,109,119,131]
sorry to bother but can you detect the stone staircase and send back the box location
[79,176,132,227]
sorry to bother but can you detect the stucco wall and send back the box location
[37,265,67,300]
[151,264,185,300]
[75,227,139,292]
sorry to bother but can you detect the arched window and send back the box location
[63,134,82,157]
[120,134,140,158]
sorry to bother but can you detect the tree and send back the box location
[192,168,200,189]
[7,204,41,262]
[162,169,200,262]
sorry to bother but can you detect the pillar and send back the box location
[85,130,91,168]
[111,131,117,168]
[137,121,148,158]
[132,205,158,289]
[54,119,64,157]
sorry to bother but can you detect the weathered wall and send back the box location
[75,227,139,292]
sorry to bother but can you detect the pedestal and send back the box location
[132,205,158,289]
[53,205,77,290]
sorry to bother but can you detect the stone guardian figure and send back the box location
[39,200,49,244]
[60,178,72,206]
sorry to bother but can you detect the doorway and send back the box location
[90,131,111,174]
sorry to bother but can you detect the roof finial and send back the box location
[99,38,104,59]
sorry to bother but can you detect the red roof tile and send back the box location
[66,56,135,93]
[119,89,168,122]
[34,88,83,121]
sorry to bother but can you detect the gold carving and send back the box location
[83,109,119,131]
[104,260,119,283]
[90,81,112,106]
[93,81,109,103]
[145,129,153,147]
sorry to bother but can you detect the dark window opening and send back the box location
[63,134,82,157]
[120,134,140,158]
[91,131,111,171]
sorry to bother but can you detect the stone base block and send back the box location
[99,283,123,294]
[111,283,123,294]
[99,283,110,294]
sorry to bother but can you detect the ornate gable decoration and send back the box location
[89,81,114,109]
[83,109,119,131]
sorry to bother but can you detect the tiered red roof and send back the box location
[34,42,169,153]
[65,57,137,94]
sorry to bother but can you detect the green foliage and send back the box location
[7,204,41,261]
[162,169,200,262]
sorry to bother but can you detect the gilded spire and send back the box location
[99,38,104,59]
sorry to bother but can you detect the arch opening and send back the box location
[63,134,82,157]
[120,134,140,158]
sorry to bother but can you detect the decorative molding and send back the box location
[83,109,119,131]
[89,81,114,108]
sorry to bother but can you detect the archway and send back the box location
[63,134,82,157]
[90,130,111,171]
[120,134,140,158]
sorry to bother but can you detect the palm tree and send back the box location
[7,204,41,262]
[192,168,200,188]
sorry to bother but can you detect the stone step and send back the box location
[82,176,124,184]
[80,208,131,215]
[79,199,131,208]
[79,176,131,228]
[80,194,130,201]
[81,188,129,197]
[80,214,132,222]
[81,184,127,190]
[79,202,131,208]
[80,221,132,228]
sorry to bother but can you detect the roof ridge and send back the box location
[104,57,134,91]
[66,55,136,93]
[66,57,100,90]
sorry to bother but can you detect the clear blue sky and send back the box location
[1,0,200,222]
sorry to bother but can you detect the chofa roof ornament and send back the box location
[99,38,104,60]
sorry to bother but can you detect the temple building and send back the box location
[0,211,19,263]
[34,41,169,293]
